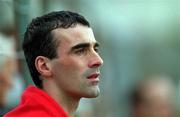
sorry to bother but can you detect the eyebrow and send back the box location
[71,42,100,50]
[70,42,100,52]
[94,42,100,47]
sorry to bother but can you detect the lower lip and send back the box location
[87,78,99,85]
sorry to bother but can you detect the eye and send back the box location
[75,48,88,55]
[94,47,99,53]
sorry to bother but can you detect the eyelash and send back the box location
[94,47,99,52]
[75,47,99,55]
[75,48,87,54]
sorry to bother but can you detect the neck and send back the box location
[42,80,80,117]
[60,94,80,117]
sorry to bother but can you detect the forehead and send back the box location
[51,24,96,46]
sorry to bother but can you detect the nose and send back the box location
[88,52,103,68]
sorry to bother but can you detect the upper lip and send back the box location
[87,73,100,79]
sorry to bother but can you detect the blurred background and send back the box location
[0,0,180,117]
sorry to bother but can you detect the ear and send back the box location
[35,56,52,78]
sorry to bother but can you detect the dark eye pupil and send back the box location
[94,48,99,52]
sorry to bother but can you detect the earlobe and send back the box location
[35,56,52,77]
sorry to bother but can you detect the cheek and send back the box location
[52,59,87,90]
[53,57,86,77]
[61,57,87,72]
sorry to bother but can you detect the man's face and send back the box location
[50,24,103,99]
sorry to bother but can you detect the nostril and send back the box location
[91,62,101,68]
[88,57,103,68]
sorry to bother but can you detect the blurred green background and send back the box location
[0,0,180,117]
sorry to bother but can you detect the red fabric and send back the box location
[4,85,68,117]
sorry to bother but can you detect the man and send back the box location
[0,33,16,117]
[4,11,103,117]
[130,75,175,117]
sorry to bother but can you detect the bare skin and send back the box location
[35,24,103,117]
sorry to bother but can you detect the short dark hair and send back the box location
[23,11,90,88]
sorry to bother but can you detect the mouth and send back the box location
[87,73,100,79]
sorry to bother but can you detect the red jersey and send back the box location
[4,85,68,117]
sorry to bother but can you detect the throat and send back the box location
[63,97,80,117]
[42,80,81,116]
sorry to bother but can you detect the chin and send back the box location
[83,94,99,98]
[83,89,100,98]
